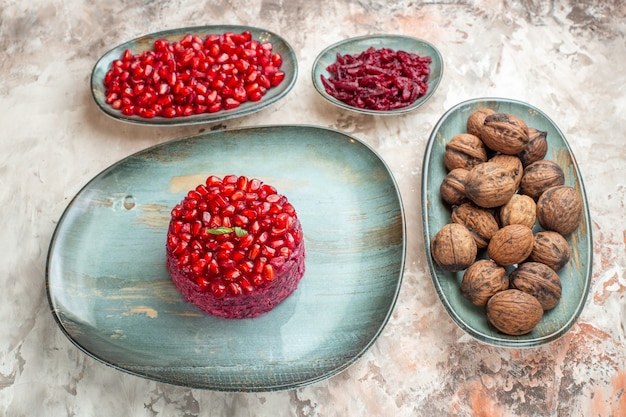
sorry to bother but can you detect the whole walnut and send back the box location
[518,128,548,167]
[461,260,509,306]
[465,162,517,208]
[509,262,562,310]
[440,168,469,206]
[519,160,565,200]
[430,223,477,272]
[497,193,537,229]
[487,224,534,266]
[480,113,530,154]
[486,289,543,335]
[536,185,583,235]
[451,202,499,248]
[444,133,488,171]
[529,231,571,271]
[489,154,524,188]
[466,108,497,137]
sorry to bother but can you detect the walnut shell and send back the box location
[451,202,499,248]
[498,193,537,229]
[461,259,509,306]
[465,162,517,208]
[509,262,562,310]
[529,231,571,271]
[487,224,534,266]
[480,113,530,154]
[440,168,469,206]
[444,133,488,171]
[518,128,548,167]
[519,160,565,200]
[430,223,477,272]
[489,154,524,188]
[466,108,497,137]
[536,185,583,235]
[486,289,544,335]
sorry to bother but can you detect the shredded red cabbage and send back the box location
[321,47,431,111]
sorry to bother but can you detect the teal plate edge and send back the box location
[311,34,444,115]
[90,25,298,126]
[45,124,406,391]
[421,97,593,348]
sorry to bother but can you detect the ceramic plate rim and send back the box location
[46,124,406,391]
[421,97,593,348]
[311,34,444,115]
[90,25,298,126]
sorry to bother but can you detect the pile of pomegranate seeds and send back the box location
[103,31,285,118]
[167,175,303,297]
[321,46,431,111]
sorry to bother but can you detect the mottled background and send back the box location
[1,0,625,416]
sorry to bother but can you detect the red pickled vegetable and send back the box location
[321,47,431,111]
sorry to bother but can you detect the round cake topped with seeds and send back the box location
[166,174,306,319]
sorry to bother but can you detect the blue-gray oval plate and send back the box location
[421,97,592,348]
[46,125,405,391]
[311,34,443,115]
[90,25,298,126]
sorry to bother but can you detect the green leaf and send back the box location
[207,226,248,236]
[234,227,248,237]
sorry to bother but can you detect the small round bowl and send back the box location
[311,34,443,115]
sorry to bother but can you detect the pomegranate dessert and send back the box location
[104,31,285,119]
[166,175,305,319]
[321,46,431,111]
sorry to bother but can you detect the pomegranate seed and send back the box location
[263,264,275,281]
[192,259,207,274]
[225,268,241,280]
[197,276,210,290]
[249,244,261,260]
[229,282,242,295]
[103,31,285,118]
[211,283,226,297]
[249,274,263,286]
[167,235,179,249]
[240,261,254,273]
[271,71,285,86]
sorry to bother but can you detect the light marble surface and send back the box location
[1,0,625,415]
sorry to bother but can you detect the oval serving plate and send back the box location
[421,97,592,348]
[46,125,405,391]
[311,34,443,115]
[91,25,298,126]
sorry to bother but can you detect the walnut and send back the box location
[509,262,562,310]
[519,160,565,200]
[480,113,530,154]
[489,154,524,188]
[497,193,537,229]
[466,108,496,137]
[518,128,548,167]
[536,185,583,235]
[451,202,499,248]
[529,231,571,271]
[465,162,517,208]
[430,223,477,272]
[486,289,544,335]
[440,168,469,206]
[487,224,534,266]
[461,259,508,306]
[444,133,488,171]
